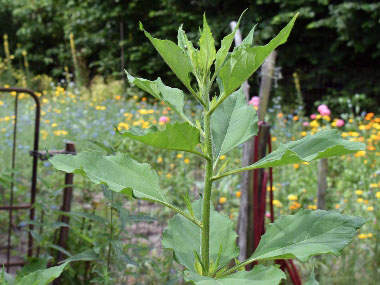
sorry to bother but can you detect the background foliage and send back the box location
[1,0,379,112]
[0,0,380,110]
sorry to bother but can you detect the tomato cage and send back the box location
[0,87,76,273]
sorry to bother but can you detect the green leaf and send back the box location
[211,87,258,160]
[184,265,285,284]
[61,250,99,263]
[125,71,161,100]
[215,11,246,72]
[198,14,216,72]
[249,209,365,263]
[119,122,200,153]
[16,258,48,280]
[53,210,107,225]
[162,200,239,272]
[125,73,192,124]
[219,13,298,97]
[141,23,193,91]
[305,268,319,285]
[49,151,166,204]
[216,130,365,179]
[15,262,68,285]
[240,24,257,46]
[155,78,188,120]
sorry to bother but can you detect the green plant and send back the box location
[48,12,366,284]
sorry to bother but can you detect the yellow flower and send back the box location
[335,204,340,209]
[115,95,121,100]
[157,156,163,163]
[288,194,298,201]
[370,183,378,188]
[367,206,374,211]
[219,197,227,204]
[267,186,277,191]
[95,105,106,110]
[310,120,319,128]
[0,100,3,106]
[273,200,283,208]
[357,198,363,203]
[354,151,365,157]
[117,122,129,131]
[301,131,307,136]
[166,173,172,179]
[184,158,190,164]
[358,234,368,239]
[51,123,58,128]
[220,155,226,160]
[307,205,317,210]
[355,190,363,195]
[368,233,373,238]
[375,192,380,198]
[293,164,299,169]
[176,153,183,159]
[235,191,241,198]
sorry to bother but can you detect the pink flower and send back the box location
[249,96,260,107]
[303,122,310,127]
[310,114,316,119]
[317,104,331,116]
[159,116,169,124]
[336,119,345,127]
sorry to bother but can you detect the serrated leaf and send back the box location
[184,265,285,284]
[211,87,258,160]
[125,71,161,100]
[141,26,193,91]
[218,130,365,178]
[15,262,68,285]
[240,24,257,46]
[305,268,319,285]
[215,11,246,72]
[119,122,200,153]
[49,151,166,204]
[155,78,187,119]
[249,209,365,263]
[125,73,191,123]
[198,14,216,72]
[219,14,298,97]
[162,200,239,272]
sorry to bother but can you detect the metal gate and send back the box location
[0,87,40,272]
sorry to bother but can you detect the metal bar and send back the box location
[0,204,31,210]
[2,261,25,267]
[56,142,76,264]
[6,93,19,272]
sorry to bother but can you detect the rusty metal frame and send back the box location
[0,87,40,272]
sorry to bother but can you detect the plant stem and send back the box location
[201,111,213,274]
[107,192,114,271]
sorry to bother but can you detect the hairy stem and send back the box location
[201,111,213,274]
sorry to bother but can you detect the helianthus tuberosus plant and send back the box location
[49,12,366,284]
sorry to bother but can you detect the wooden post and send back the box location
[56,142,76,263]
[258,51,277,121]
